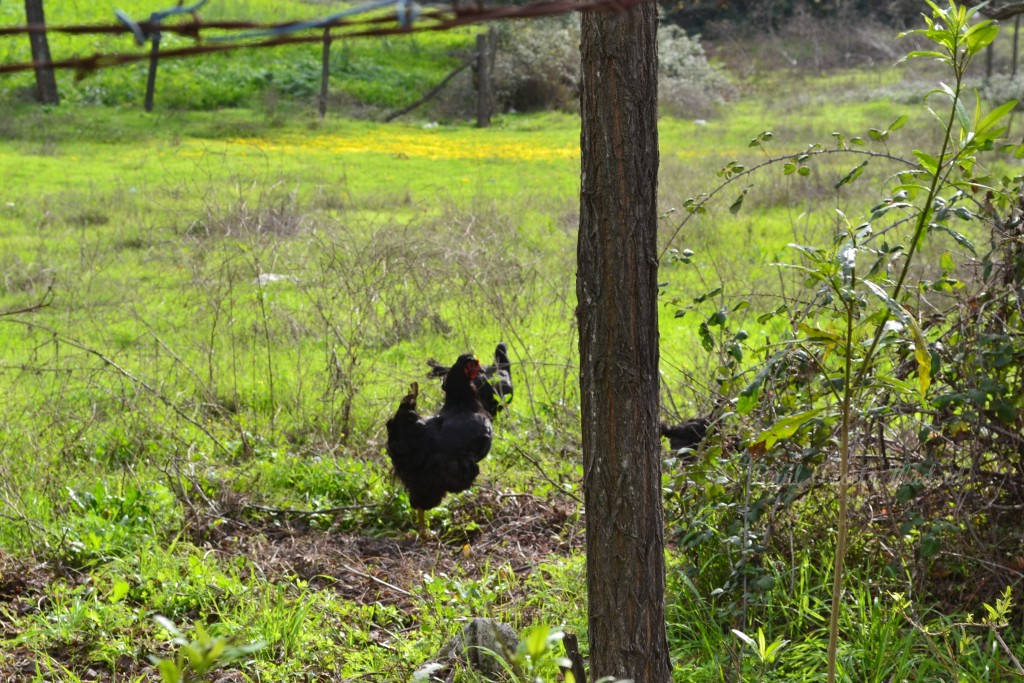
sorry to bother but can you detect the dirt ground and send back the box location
[0,486,583,682]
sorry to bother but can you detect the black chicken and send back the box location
[386,354,493,539]
[660,417,711,454]
[427,342,513,419]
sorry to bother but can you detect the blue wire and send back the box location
[206,0,421,43]
[116,0,210,46]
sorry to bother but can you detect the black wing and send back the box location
[386,383,432,475]
[386,379,494,512]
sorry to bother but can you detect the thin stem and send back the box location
[828,17,972,681]
[826,292,856,683]
[853,52,967,390]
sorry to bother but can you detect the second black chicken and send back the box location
[660,418,710,452]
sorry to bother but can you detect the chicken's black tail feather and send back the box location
[477,342,513,418]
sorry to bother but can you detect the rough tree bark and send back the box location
[577,4,668,683]
[24,0,59,105]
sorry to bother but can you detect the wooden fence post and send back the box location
[1013,15,1020,77]
[320,27,332,117]
[475,30,493,128]
[25,0,60,105]
[144,31,161,112]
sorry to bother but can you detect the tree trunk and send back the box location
[24,0,59,105]
[577,4,668,683]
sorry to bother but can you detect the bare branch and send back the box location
[0,282,54,318]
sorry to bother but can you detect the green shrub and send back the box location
[658,24,736,119]
[492,17,581,113]
[490,19,733,117]
[55,482,180,566]
[980,72,1024,109]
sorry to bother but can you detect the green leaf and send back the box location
[757,304,788,324]
[763,636,790,663]
[888,114,908,132]
[912,150,940,175]
[931,225,976,254]
[110,579,130,603]
[207,638,227,666]
[694,286,723,304]
[157,659,181,683]
[965,21,999,55]
[862,280,909,323]
[729,189,747,215]
[731,629,756,648]
[154,615,185,639]
[954,207,975,221]
[836,160,868,189]
[940,251,955,272]
[523,624,551,657]
[755,409,824,449]
[798,322,841,343]
[907,316,932,397]
[708,308,728,326]
[983,602,1001,622]
[699,323,714,351]
[863,277,930,396]
[920,534,941,558]
[904,50,947,60]
[874,374,917,396]
[976,100,1018,136]
[737,391,758,415]
[896,481,924,502]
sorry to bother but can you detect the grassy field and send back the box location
[2,3,1024,682]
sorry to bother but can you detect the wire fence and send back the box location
[0,0,650,76]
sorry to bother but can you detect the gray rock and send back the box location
[413,618,520,681]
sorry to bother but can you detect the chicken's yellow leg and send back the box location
[417,509,428,540]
